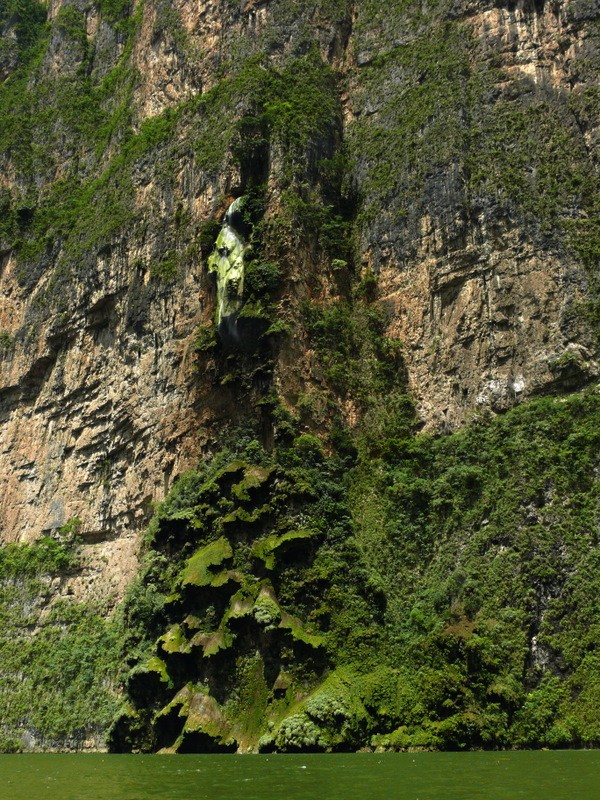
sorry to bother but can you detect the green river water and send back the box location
[0,752,598,800]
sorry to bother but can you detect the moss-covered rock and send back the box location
[112,387,600,752]
[179,538,233,588]
[208,197,248,332]
[252,529,315,570]
[156,684,237,753]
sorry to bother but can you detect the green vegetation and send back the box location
[304,300,405,402]
[349,20,471,227]
[0,536,75,577]
[467,95,600,315]
[98,0,133,29]
[180,538,233,588]
[105,38,600,742]
[348,2,599,317]
[0,332,14,352]
[1,22,340,320]
[0,0,598,756]
[0,538,121,751]
[110,433,383,752]
[0,0,47,58]
[111,380,600,752]
[349,389,600,749]
[0,0,142,297]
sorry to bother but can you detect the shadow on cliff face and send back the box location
[217,313,270,353]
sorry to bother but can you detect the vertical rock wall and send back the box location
[0,0,597,607]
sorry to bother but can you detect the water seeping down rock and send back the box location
[207,198,249,346]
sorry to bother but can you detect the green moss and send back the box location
[221,502,272,526]
[279,611,326,650]
[252,530,315,570]
[222,589,255,622]
[160,624,191,655]
[179,538,234,588]
[222,651,270,745]
[252,586,281,628]
[231,465,274,502]
[183,693,231,740]
[145,656,171,684]
[113,426,384,751]
[201,628,235,657]
[155,683,235,751]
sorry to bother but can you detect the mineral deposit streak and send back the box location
[208,197,247,342]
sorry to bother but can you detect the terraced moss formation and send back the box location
[109,441,381,752]
[0,386,598,751]
[108,388,600,752]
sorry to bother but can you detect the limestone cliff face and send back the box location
[0,248,204,598]
[0,0,598,609]
[348,0,599,428]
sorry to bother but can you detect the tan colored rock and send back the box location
[0,0,597,607]
[0,233,212,606]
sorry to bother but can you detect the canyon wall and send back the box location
[0,0,598,752]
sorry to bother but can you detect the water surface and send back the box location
[1,752,598,800]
